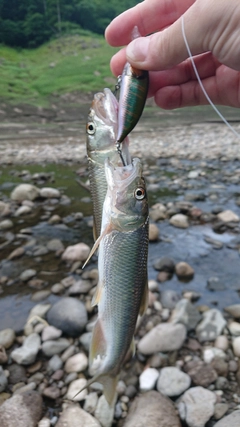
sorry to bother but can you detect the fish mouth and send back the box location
[105,158,142,189]
[92,88,118,127]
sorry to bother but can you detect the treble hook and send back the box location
[116,142,126,166]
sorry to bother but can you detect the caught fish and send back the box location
[86,88,130,239]
[80,157,149,406]
[117,26,149,143]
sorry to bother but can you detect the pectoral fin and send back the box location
[82,222,113,269]
[89,318,106,365]
[139,277,149,316]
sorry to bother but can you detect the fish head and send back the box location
[87,88,130,165]
[105,158,148,232]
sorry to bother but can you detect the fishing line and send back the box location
[181,15,240,139]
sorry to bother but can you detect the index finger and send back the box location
[105,0,195,46]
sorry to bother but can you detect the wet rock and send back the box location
[188,362,218,387]
[43,385,61,400]
[170,299,201,331]
[138,323,186,355]
[62,243,90,263]
[228,321,240,336]
[68,280,93,295]
[232,336,240,357]
[7,247,25,260]
[15,205,32,216]
[0,328,15,349]
[66,378,88,401]
[8,364,27,384]
[64,352,88,373]
[153,257,175,273]
[160,289,180,309]
[47,297,87,337]
[39,187,61,198]
[0,219,13,230]
[169,213,189,228]
[46,238,64,252]
[207,277,226,291]
[42,325,62,341]
[175,262,194,281]
[139,367,159,391]
[11,333,41,365]
[0,367,7,392]
[149,223,160,241]
[196,308,226,342]
[178,386,216,427]
[94,395,115,427]
[217,210,239,223]
[0,390,42,427]
[149,203,167,221]
[123,390,181,427]
[31,290,50,302]
[55,404,101,427]
[11,184,40,202]
[214,410,240,427]
[41,338,70,356]
[48,214,62,224]
[224,304,240,318]
[20,269,36,282]
[157,367,191,397]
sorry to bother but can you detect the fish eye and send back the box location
[134,187,145,200]
[87,122,95,135]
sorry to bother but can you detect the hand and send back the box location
[105,0,240,109]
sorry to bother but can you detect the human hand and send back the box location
[105,0,240,109]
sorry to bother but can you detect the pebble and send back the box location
[39,187,61,198]
[61,243,90,263]
[0,390,43,427]
[157,367,191,397]
[48,355,63,372]
[41,338,70,357]
[0,328,15,349]
[8,247,25,260]
[175,262,194,281]
[139,367,159,392]
[46,238,64,252]
[178,386,216,427]
[224,304,240,318]
[64,353,88,373]
[66,378,88,401]
[0,219,13,230]
[94,395,115,427]
[228,321,240,336]
[83,392,98,414]
[123,390,181,427]
[160,289,180,309]
[187,362,218,387]
[207,276,226,291]
[0,346,8,364]
[43,385,61,400]
[138,323,187,355]
[20,269,37,282]
[149,223,160,241]
[55,404,101,427]
[11,184,40,201]
[11,333,41,365]
[170,299,201,331]
[214,403,229,420]
[41,325,62,341]
[153,257,175,273]
[232,336,240,357]
[217,209,239,223]
[8,364,27,384]
[196,308,226,342]
[38,418,51,427]
[15,205,32,216]
[0,367,7,392]
[47,297,87,337]
[214,410,240,427]
[169,213,189,228]
[214,335,229,351]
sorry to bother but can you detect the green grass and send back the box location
[0,33,118,105]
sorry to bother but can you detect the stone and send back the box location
[11,184,40,202]
[39,187,61,198]
[178,386,216,427]
[214,335,229,351]
[8,364,27,384]
[138,323,186,355]
[214,403,229,420]
[8,247,25,260]
[31,290,50,302]
[0,367,7,392]
[0,201,10,217]
[11,333,41,365]
[94,395,115,427]
[196,308,226,342]
[62,243,90,263]
[64,353,88,373]
[157,367,191,397]
[0,328,15,349]
[214,410,240,427]
[48,214,62,225]
[41,325,62,341]
[0,390,42,427]
[46,239,64,252]
[38,418,51,427]
[123,390,181,427]
[47,297,87,337]
[153,257,175,273]
[28,303,51,319]
[41,338,70,357]
[68,280,93,295]
[55,404,101,427]
[20,269,36,282]
[160,289,180,309]
[0,346,8,364]
[48,355,63,372]
[66,378,88,401]
[232,336,240,357]
[149,203,167,221]
[169,213,189,228]
[0,219,13,230]
[187,362,218,387]
[224,304,240,318]
[139,368,159,392]
[83,392,98,414]
[43,385,61,400]
[149,223,160,241]
[217,210,239,223]
[175,262,194,281]
[15,205,32,216]
[228,321,240,336]
[170,299,201,331]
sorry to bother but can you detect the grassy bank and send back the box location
[0,33,118,105]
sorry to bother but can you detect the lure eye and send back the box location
[87,122,95,135]
[134,187,145,200]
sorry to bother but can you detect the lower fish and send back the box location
[79,156,149,406]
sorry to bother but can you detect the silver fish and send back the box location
[86,88,130,240]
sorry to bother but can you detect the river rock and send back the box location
[8,364,27,384]
[15,205,32,216]
[232,336,240,357]
[66,378,88,401]
[149,223,160,241]
[169,213,189,228]
[0,219,13,230]
[160,289,180,309]
[139,367,159,391]
[228,321,240,336]
[224,304,240,318]
[178,386,216,427]
[20,269,36,282]
[11,184,40,202]
[170,299,201,331]
[11,333,41,365]
[48,354,63,372]
[196,308,226,342]
[0,201,10,217]
[55,404,101,427]
[41,325,62,341]
[94,395,115,427]
[0,390,42,427]
[138,323,186,355]
[39,187,61,198]
[149,203,167,221]
[175,262,194,281]
[214,410,240,427]
[83,392,98,414]
[153,257,175,273]
[123,390,181,427]
[47,297,87,337]
[157,367,191,397]
[41,338,70,356]
[0,346,8,364]
[187,362,218,387]
[43,385,61,400]
[46,238,64,252]
[64,352,88,373]
[0,328,15,349]
[8,247,25,260]
[214,335,229,351]
[217,210,239,223]
[0,367,7,392]
[62,243,90,263]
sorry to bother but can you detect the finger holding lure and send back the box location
[116,26,149,145]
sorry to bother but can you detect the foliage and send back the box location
[0,0,140,48]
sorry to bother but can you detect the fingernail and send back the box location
[126,37,150,63]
